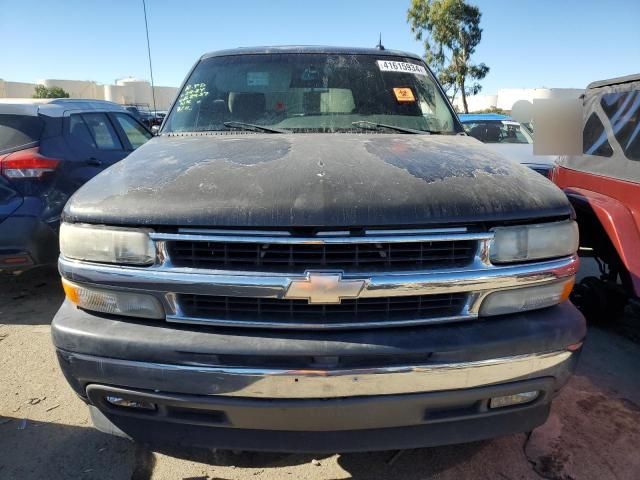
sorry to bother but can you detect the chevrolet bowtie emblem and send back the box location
[284,272,366,304]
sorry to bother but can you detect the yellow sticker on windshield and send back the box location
[393,87,415,103]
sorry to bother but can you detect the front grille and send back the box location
[167,239,477,272]
[177,293,468,327]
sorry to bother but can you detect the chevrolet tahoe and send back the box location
[52,46,585,453]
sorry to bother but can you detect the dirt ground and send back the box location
[1,265,639,480]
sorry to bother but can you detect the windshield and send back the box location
[164,53,458,134]
[462,120,533,144]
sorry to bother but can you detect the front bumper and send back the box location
[52,300,585,452]
[83,379,559,452]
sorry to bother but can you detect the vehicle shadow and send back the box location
[334,442,487,480]
[576,319,640,405]
[0,413,491,480]
[571,256,640,402]
[0,415,143,480]
[150,440,488,479]
[0,265,63,325]
[149,444,328,469]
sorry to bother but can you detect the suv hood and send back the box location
[64,133,570,228]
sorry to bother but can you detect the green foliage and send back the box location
[407,0,489,113]
[477,106,507,114]
[33,85,70,99]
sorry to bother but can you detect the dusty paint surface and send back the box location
[63,133,570,228]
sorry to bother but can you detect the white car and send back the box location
[459,114,556,176]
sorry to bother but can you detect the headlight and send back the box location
[490,220,578,264]
[479,278,574,316]
[62,279,164,319]
[60,223,155,265]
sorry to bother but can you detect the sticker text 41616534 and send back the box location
[377,60,427,76]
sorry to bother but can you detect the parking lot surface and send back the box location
[1,266,639,480]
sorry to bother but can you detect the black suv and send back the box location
[53,47,585,453]
[0,99,152,272]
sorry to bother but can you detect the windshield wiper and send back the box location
[351,121,437,135]
[223,121,289,134]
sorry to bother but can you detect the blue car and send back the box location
[0,99,152,272]
[459,113,555,176]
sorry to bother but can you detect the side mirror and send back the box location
[151,125,160,135]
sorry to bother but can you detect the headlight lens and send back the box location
[479,278,574,316]
[62,279,164,319]
[490,220,579,264]
[60,223,155,265]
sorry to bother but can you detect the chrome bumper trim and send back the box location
[59,255,578,328]
[63,349,575,399]
[58,255,578,301]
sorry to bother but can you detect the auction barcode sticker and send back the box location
[377,60,427,76]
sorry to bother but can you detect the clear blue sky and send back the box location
[1,0,638,94]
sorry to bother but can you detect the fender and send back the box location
[564,187,640,296]
[554,165,640,297]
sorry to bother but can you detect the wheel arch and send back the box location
[565,188,640,297]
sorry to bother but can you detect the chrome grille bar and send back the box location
[150,231,492,244]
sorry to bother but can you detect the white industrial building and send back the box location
[0,77,178,110]
[1,77,582,116]
[453,87,584,113]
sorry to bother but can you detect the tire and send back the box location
[571,276,627,323]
